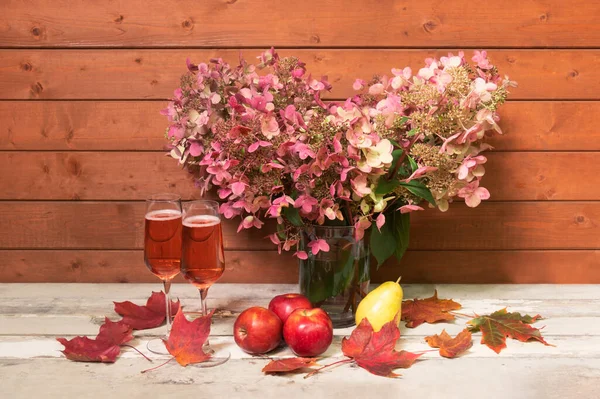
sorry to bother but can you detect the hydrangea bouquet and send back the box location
[163,48,514,268]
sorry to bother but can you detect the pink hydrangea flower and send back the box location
[219,202,241,219]
[353,79,365,91]
[472,50,493,70]
[260,114,280,139]
[398,204,424,214]
[351,174,372,197]
[295,194,318,214]
[248,140,272,153]
[237,215,264,232]
[458,155,487,181]
[354,218,372,241]
[307,239,330,255]
[458,180,490,207]
[206,160,233,182]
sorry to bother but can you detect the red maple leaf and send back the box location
[57,318,133,363]
[425,329,473,358]
[468,308,553,354]
[114,291,180,330]
[262,358,319,374]
[163,308,214,366]
[341,318,422,378]
[401,290,462,328]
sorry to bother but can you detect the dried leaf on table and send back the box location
[468,308,552,354]
[262,358,319,374]
[401,290,462,328]
[341,318,422,378]
[57,318,133,363]
[164,308,214,366]
[114,291,180,330]
[425,329,473,358]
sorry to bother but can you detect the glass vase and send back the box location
[298,225,370,328]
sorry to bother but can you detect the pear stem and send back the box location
[395,276,402,284]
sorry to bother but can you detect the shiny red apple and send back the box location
[283,308,333,357]
[268,293,312,323]
[233,307,282,354]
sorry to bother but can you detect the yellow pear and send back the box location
[355,277,403,332]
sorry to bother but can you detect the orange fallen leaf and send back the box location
[425,329,473,358]
[57,318,133,363]
[468,308,553,354]
[401,290,461,328]
[341,318,421,378]
[114,291,180,330]
[262,357,318,374]
[163,308,214,366]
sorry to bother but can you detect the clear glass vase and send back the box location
[298,225,370,328]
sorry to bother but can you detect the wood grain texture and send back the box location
[0,202,598,250]
[1,249,598,284]
[0,201,272,251]
[0,0,598,48]
[2,101,599,151]
[1,151,598,201]
[1,50,598,100]
[0,101,167,151]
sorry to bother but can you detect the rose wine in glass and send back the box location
[144,193,182,354]
[181,200,229,366]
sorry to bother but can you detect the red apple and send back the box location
[283,308,333,357]
[268,293,312,324]
[233,307,282,354]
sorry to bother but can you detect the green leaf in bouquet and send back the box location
[388,138,401,148]
[374,179,400,196]
[406,128,418,137]
[282,206,304,227]
[370,220,396,269]
[408,156,418,173]
[399,180,436,205]
[392,212,410,261]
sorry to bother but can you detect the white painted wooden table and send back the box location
[1,283,599,399]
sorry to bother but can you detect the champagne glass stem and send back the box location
[199,287,209,317]
[163,279,173,336]
[199,287,212,350]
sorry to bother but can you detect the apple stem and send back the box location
[141,356,174,373]
[396,276,402,284]
[303,358,354,379]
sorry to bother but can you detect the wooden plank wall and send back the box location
[0,0,599,283]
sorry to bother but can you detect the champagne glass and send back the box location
[181,200,230,366]
[144,193,182,354]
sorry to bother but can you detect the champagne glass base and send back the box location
[192,345,231,368]
[146,338,170,355]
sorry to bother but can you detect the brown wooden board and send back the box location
[2,101,599,151]
[1,151,598,201]
[0,202,598,250]
[1,0,598,48]
[1,249,598,284]
[1,50,598,100]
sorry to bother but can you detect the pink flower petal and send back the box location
[189,142,203,157]
[217,188,232,199]
[398,205,424,214]
[375,214,385,232]
[295,251,308,260]
[231,181,246,196]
